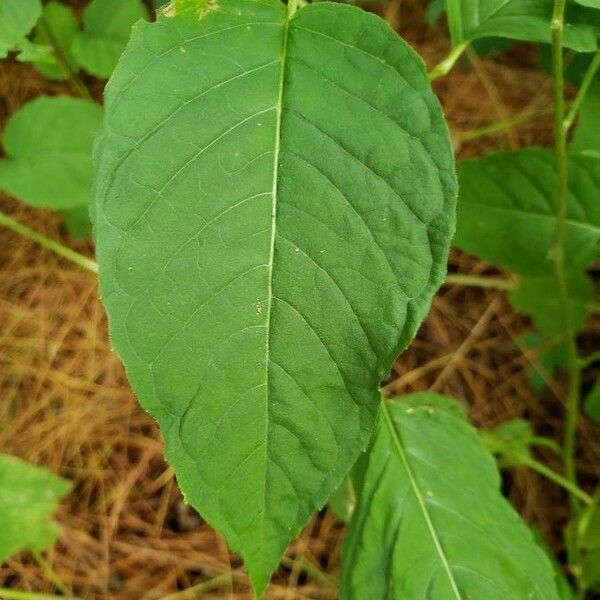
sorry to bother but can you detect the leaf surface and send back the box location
[454,149,600,276]
[92,0,456,592]
[0,0,41,58]
[340,394,561,600]
[445,0,600,51]
[0,96,102,212]
[72,0,147,78]
[0,454,71,563]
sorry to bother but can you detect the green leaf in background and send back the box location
[72,0,147,78]
[574,0,600,7]
[0,96,102,212]
[584,379,600,421]
[29,0,79,81]
[62,205,92,238]
[480,418,561,466]
[572,80,600,158]
[520,331,566,392]
[510,272,593,337]
[445,0,600,51]
[0,0,41,58]
[0,453,71,563]
[454,149,600,276]
[340,394,561,600]
[92,0,456,592]
[578,502,600,591]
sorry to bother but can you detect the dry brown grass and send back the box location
[0,1,598,598]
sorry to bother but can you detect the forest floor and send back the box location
[0,1,598,598]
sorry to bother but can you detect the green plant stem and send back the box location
[580,351,600,369]
[550,0,582,510]
[428,42,469,80]
[523,458,593,506]
[0,211,97,274]
[456,106,556,142]
[31,551,69,597]
[563,50,600,132]
[0,590,78,600]
[36,18,91,101]
[444,272,515,290]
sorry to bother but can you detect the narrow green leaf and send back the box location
[454,149,600,276]
[93,0,456,592]
[584,379,600,422]
[0,0,41,58]
[71,0,147,78]
[572,81,600,158]
[510,272,593,337]
[28,1,80,81]
[0,454,71,563]
[445,0,600,51]
[341,395,561,600]
[0,96,103,212]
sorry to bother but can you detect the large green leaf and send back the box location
[445,0,600,51]
[454,149,600,276]
[0,96,103,211]
[0,0,41,58]
[92,0,456,592]
[340,395,561,599]
[72,0,147,78]
[0,454,71,563]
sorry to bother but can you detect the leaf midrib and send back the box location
[261,3,291,554]
[381,400,463,600]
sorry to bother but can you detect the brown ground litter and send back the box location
[0,1,598,598]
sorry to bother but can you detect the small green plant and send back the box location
[0,454,71,599]
[0,0,599,597]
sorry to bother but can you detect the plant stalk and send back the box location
[523,458,593,506]
[0,591,78,600]
[428,42,469,80]
[36,17,91,100]
[550,0,581,508]
[31,552,69,597]
[444,272,515,290]
[563,50,600,132]
[0,211,97,274]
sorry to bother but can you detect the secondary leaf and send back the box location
[584,379,600,421]
[445,0,600,51]
[571,81,600,158]
[454,149,600,276]
[0,0,41,58]
[92,0,456,593]
[28,0,80,81]
[340,395,560,599]
[72,0,147,78]
[0,96,103,212]
[510,271,593,337]
[0,453,71,563]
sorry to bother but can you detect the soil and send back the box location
[0,1,598,598]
